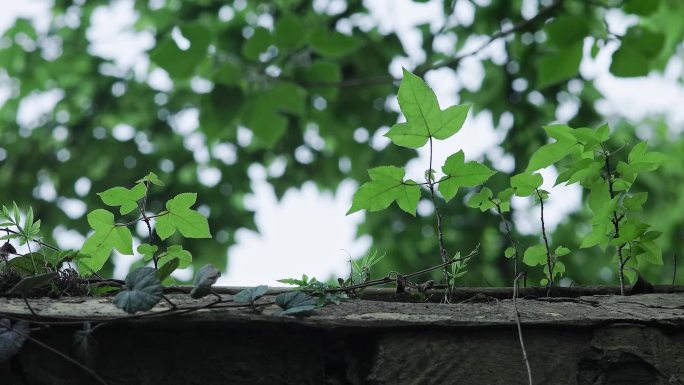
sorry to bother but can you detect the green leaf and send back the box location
[8,273,58,296]
[274,291,317,316]
[624,0,660,15]
[234,285,268,305]
[298,61,341,100]
[113,267,163,314]
[466,187,495,212]
[384,69,470,148]
[523,244,547,266]
[624,192,648,212]
[242,27,271,61]
[555,246,571,257]
[190,264,221,299]
[526,135,578,172]
[438,151,496,202]
[544,15,589,46]
[80,209,133,273]
[155,193,211,240]
[610,27,665,77]
[158,245,192,269]
[347,166,420,216]
[150,23,211,78]
[0,319,29,362]
[310,29,360,58]
[97,183,146,215]
[537,42,582,88]
[511,172,543,197]
[634,239,663,265]
[137,243,158,262]
[274,13,306,50]
[7,253,47,275]
[504,247,516,259]
[136,172,165,186]
[156,257,179,281]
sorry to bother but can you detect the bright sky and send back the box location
[1,0,683,285]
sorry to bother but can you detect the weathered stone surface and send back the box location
[2,290,684,384]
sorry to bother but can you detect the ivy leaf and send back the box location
[274,291,317,316]
[511,173,543,197]
[234,285,268,305]
[624,192,648,212]
[8,253,48,275]
[466,187,495,212]
[73,322,98,368]
[97,183,146,215]
[113,267,163,314]
[80,209,133,273]
[385,69,470,148]
[438,151,496,202]
[158,245,192,269]
[526,125,579,172]
[137,243,158,262]
[8,272,59,296]
[523,244,547,266]
[190,264,221,299]
[347,166,420,216]
[156,257,179,281]
[136,172,165,186]
[155,193,211,240]
[0,319,29,362]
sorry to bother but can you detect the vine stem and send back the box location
[536,189,553,296]
[427,137,452,302]
[513,272,534,385]
[491,199,519,279]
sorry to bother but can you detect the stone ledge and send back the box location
[2,289,684,385]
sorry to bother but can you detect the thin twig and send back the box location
[513,272,534,385]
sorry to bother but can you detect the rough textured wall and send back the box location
[2,291,684,385]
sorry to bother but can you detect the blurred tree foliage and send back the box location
[0,0,682,286]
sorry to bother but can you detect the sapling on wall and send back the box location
[348,69,496,301]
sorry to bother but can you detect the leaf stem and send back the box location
[427,137,452,302]
[536,189,554,296]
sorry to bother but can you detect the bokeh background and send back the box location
[1,0,683,287]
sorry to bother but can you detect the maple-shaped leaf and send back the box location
[347,166,420,216]
[80,209,133,273]
[158,245,192,269]
[384,68,470,148]
[438,151,496,202]
[97,183,146,215]
[155,193,211,240]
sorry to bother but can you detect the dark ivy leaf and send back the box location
[8,272,59,296]
[73,322,98,368]
[274,291,317,316]
[156,257,180,281]
[234,285,268,305]
[0,318,29,362]
[113,267,163,314]
[190,264,221,299]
